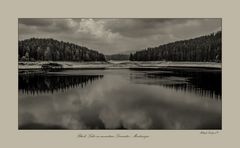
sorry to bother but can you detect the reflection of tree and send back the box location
[19,74,103,95]
[130,68,222,99]
[163,84,221,100]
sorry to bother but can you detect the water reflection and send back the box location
[19,73,103,95]
[130,68,221,99]
[18,69,221,130]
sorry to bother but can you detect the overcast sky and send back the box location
[19,18,221,54]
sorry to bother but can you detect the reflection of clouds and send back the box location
[99,108,152,129]
[18,112,36,125]
[99,108,121,128]
[121,111,152,129]
[19,72,221,129]
[61,114,87,129]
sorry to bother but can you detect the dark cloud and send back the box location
[101,18,168,37]
[19,18,78,33]
[102,18,220,38]
[19,18,53,26]
[18,18,221,54]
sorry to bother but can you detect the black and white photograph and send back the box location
[18,18,222,130]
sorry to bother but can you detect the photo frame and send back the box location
[0,0,239,147]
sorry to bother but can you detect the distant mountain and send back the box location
[18,38,106,61]
[130,31,222,62]
[105,54,129,61]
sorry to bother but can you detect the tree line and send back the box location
[129,31,222,62]
[19,38,106,61]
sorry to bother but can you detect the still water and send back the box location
[18,68,221,129]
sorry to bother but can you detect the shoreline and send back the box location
[18,61,222,71]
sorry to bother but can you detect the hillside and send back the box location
[130,31,221,62]
[105,54,129,61]
[18,38,106,61]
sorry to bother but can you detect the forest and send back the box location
[129,31,222,62]
[19,31,222,62]
[18,38,106,61]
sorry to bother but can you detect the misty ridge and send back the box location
[18,31,221,62]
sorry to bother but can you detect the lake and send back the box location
[18,68,221,129]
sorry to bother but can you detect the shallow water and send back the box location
[18,68,221,129]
